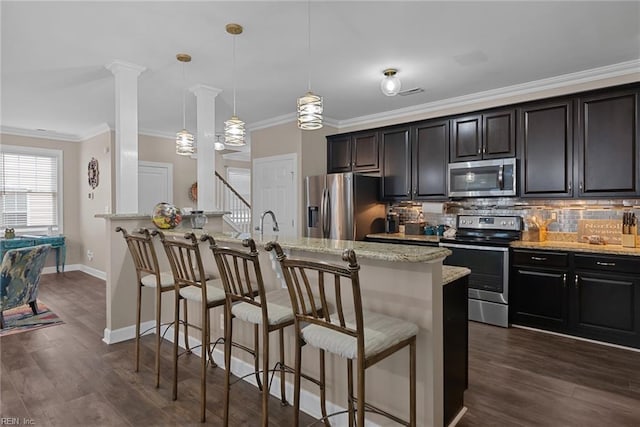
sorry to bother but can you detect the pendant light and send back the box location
[380,68,401,96]
[297,0,323,130]
[224,23,246,146]
[175,53,195,156]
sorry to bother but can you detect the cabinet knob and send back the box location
[562,273,567,288]
[574,275,579,289]
[568,182,572,192]
[483,147,486,154]
[477,148,481,155]
[579,182,583,191]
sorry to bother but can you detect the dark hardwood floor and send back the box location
[2,271,639,426]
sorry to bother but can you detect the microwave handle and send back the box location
[498,165,504,190]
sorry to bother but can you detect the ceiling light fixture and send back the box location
[175,53,195,156]
[214,134,225,151]
[297,0,323,130]
[224,23,246,146]
[380,68,401,96]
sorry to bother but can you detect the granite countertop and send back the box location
[511,240,640,257]
[97,211,228,220]
[366,232,441,244]
[442,266,470,285]
[161,230,451,263]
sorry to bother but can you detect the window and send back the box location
[0,145,63,234]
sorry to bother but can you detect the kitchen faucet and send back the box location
[258,210,279,240]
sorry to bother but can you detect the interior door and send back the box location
[252,154,297,239]
[138,161,173,214]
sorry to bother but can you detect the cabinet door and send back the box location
[351,131,379,172]
[519,100,573,197]
[572,271,640,348]
[380,126,411,201]
[511,267,568,330]
[450,115,482,162]
[326,135,352,173]
[577,88,639,197]
[412,119,449,200]
[483,109,516,159]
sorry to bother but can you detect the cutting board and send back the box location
[577,219,621,245]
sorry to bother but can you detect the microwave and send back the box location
[448,158,517,198]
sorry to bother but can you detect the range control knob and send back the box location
[501,221,507,226]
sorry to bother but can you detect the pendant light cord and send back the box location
[232,34,237,116]
[307,0,311,92]
[181,62,186,129]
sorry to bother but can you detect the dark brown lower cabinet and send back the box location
[511,250,640,349]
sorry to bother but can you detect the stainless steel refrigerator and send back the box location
[305,172,386,240]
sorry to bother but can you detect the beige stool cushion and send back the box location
[141,272,175,289]
[301,310,419,360]
[179,279,226,304]
[231,288,295,326]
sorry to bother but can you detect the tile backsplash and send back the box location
[388,199,640,233]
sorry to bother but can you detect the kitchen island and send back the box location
[99,214,468,426]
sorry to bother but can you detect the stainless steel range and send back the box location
[439,215,522,327]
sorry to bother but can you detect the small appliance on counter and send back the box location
[386,212,399,233]
[404,221,425,235]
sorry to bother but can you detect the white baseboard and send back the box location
[42,263,106,280]
[103,322,379,426]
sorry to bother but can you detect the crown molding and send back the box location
[336,59,640,129]
[78,123,111,141]
[0,125,83,142]
[247,112,340,132]
[138,128,175,140]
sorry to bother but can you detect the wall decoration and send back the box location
[189,182,198,202]
[88,157,99,189]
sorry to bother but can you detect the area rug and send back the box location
[0,301,64,337]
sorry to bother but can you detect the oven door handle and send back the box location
[439,242,509,252]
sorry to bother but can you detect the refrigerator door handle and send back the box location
[319,187,326,237]
[324,189,332,239]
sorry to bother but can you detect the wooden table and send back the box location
[0,235,66,272]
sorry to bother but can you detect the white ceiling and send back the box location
[1,1,639,145]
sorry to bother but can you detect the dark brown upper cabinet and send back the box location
[576,88,639,197]
[326,131,379,173]
[380,126,412,201]
[519,99,573,198]
[450,109,516,162]
[412,119,449,200]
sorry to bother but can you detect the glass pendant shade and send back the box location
[381,69,401,96]
[176,129,195,155]
[224,115,246,146]
[297,91,323,130]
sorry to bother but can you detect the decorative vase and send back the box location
[152,202,182,229]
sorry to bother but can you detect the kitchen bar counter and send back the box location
[101,215,467,426]
[366,232,441,246]
[511,240,640,256]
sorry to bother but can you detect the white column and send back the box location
[190,84,222,211]
[105,60,146,214]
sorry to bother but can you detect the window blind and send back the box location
[0,150,59,232]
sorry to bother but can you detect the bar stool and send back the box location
[158,232,261,423]
[266,242,418,427]
[209,238,327,427]
[156,231,227,422]
[115,227,184,388]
